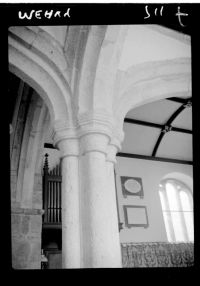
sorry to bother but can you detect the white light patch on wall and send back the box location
[159,190,173,242]
[180,191,194,241]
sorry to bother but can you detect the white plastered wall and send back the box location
[116,157,193,243]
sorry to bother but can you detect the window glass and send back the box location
[163,212,173,242]
[166,182,180,211]
[180,191,192,211]
[159,178,193,243]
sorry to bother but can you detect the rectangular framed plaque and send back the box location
[123,205,149,228]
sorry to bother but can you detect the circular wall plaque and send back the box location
[124,179,141,194]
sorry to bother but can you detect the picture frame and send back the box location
[123,205,149,228]
[120,176,144,198]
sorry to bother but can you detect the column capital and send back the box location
[107,136,122,164]
[52,113,125,159]
[52,120,79,158]
[80,132,110,156]
[78,110,113,156]
[106,124,124,163]
[78,110,113,138]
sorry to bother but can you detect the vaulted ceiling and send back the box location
[10,73,192,168]
[9,24,192,167]
[121,96,192,163]
[39,24,191,72]
[118,25,190,71]
[118,25,191,164]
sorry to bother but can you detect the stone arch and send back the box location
[9,81,51,208]
[92,25,128,114]
[15,94,49,208]
[66,26,91,118]
[77,25,129,117]
[113,57,191,133]
[8,26,77,269]
[8,26,73,127]
[66,26,90,93]
[10,89,51,269]
[77,25,110,115]
[8,26,76,207]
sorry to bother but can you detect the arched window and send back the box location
[159,179,193,242]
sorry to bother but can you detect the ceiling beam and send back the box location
[152,98,192,157]
[44,143,193,165]
[124,118,162,129]
[117,152,192,165]
[172,126,192,134]
[124,118,192,134]
[166,97,190,104]
[46,97,192,154]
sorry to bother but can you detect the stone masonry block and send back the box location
[30,215,42,234]
[30,240,41,263]
[32,191,42,209]
[12,239,31,269]
[11,214,21,234]
[34,173,43,192]
[21,215,30,235]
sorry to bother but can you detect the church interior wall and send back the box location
[115,156,193,243]
[8,23,192,269]
[42,147,193,245]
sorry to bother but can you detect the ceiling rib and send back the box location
[45,97,192,158]
[124,118,162,129]
[117,152,192,165]
[151,98,192,157]
[166,97,189,104]
[124,118,192,134]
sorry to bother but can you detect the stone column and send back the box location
[53,125,81,268]
[106,138,123,259]
[78,113,122,268]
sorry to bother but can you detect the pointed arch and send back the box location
[114,58,191,132]
[78,25,107,114]
[92,25,128,114]
[77,25,129,117]
[8,26,75,209]
[9,26,73,127]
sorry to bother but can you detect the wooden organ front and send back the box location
[42,154,62,267]
[43,153,62,227]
